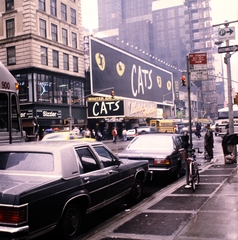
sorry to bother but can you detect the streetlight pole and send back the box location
[163,92,174,118]
[68,90,73,131]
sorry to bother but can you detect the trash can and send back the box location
[222,134,238,164]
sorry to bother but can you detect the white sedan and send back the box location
[126,129,138,140]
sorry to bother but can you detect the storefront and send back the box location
[20,105,87,140]
[87,97,157,139]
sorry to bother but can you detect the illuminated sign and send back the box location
[87,100,124,118]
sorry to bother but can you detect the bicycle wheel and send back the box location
[190,164,196,192]
[195,170,200,185]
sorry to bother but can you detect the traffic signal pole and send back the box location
[186,55,193,150]
[185,55,193,188]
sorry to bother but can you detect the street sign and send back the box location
[218,45,238,53]
[190,70,208,81]
[189,53,208,81]
[218,27,235,41]
[189,53,207,65]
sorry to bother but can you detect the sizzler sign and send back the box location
[87,100,124,118]
[90,37,173,103]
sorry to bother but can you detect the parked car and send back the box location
[126,129,138,140]
[180,124,196,134]
[136,126,157,134]
[41,131,96,142]
[118,133,187,181]
[0,141,150,239]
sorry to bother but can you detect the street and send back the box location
[36,133,224,240]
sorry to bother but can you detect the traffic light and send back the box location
[63,119,69,125]
[234,93,238,104]
[111,90,115,99]
[181,75,186,86]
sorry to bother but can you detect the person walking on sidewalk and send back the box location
[112,127,117,144]
[204,123,214,161]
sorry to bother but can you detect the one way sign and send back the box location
[218,27,235,41]
[218,45,238,53]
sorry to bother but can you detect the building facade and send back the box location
[0,0,86,138]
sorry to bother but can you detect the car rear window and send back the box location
[128,136,172,150]
[0,152,54,172]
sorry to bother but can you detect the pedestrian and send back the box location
[204,123,214,161]
[122,128,127,141]
[97,130,102,141]
[81,128,85,137]
[91,129,96,138]
[112,127,117,143]
[85,128,91,138]
[103,127,107,140]
[72,126,80,135]
[195,122,201,139]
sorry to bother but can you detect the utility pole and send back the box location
[68,89,73,131]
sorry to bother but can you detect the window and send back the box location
[39,19,46,38]
[0,152,54,172]
[73,56,78,72]
[71,8,76,25]
[51,24,58,42]
[72,32,77,48]
[14,73,30,102]
[36,74,53,103]
[71,80,84,105]
[61,3,67,21]
[0,94,8,131]
[6,19,14,38]
[41,46,48,65]
[6,0,14,11]
[7,46,16,65]
[50,0,56,16]
[38,0,45,11]
[93,146,116,168]
[62,28,68,45]
[53,77,69,104]
[76,148,100,173]
[52,50,59,68]
[63,53,69,70]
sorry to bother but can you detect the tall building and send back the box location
[0,0,86,138]
[95,0,218,119]
[184,0,217,118]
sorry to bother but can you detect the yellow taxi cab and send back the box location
[41,132,96,142]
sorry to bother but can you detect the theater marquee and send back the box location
[87,98,157,119]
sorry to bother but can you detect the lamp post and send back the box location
[163,92,174,118]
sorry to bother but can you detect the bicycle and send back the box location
[187,148,202,192]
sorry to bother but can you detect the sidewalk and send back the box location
[82,151,238,240]
[174,157,238,240]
